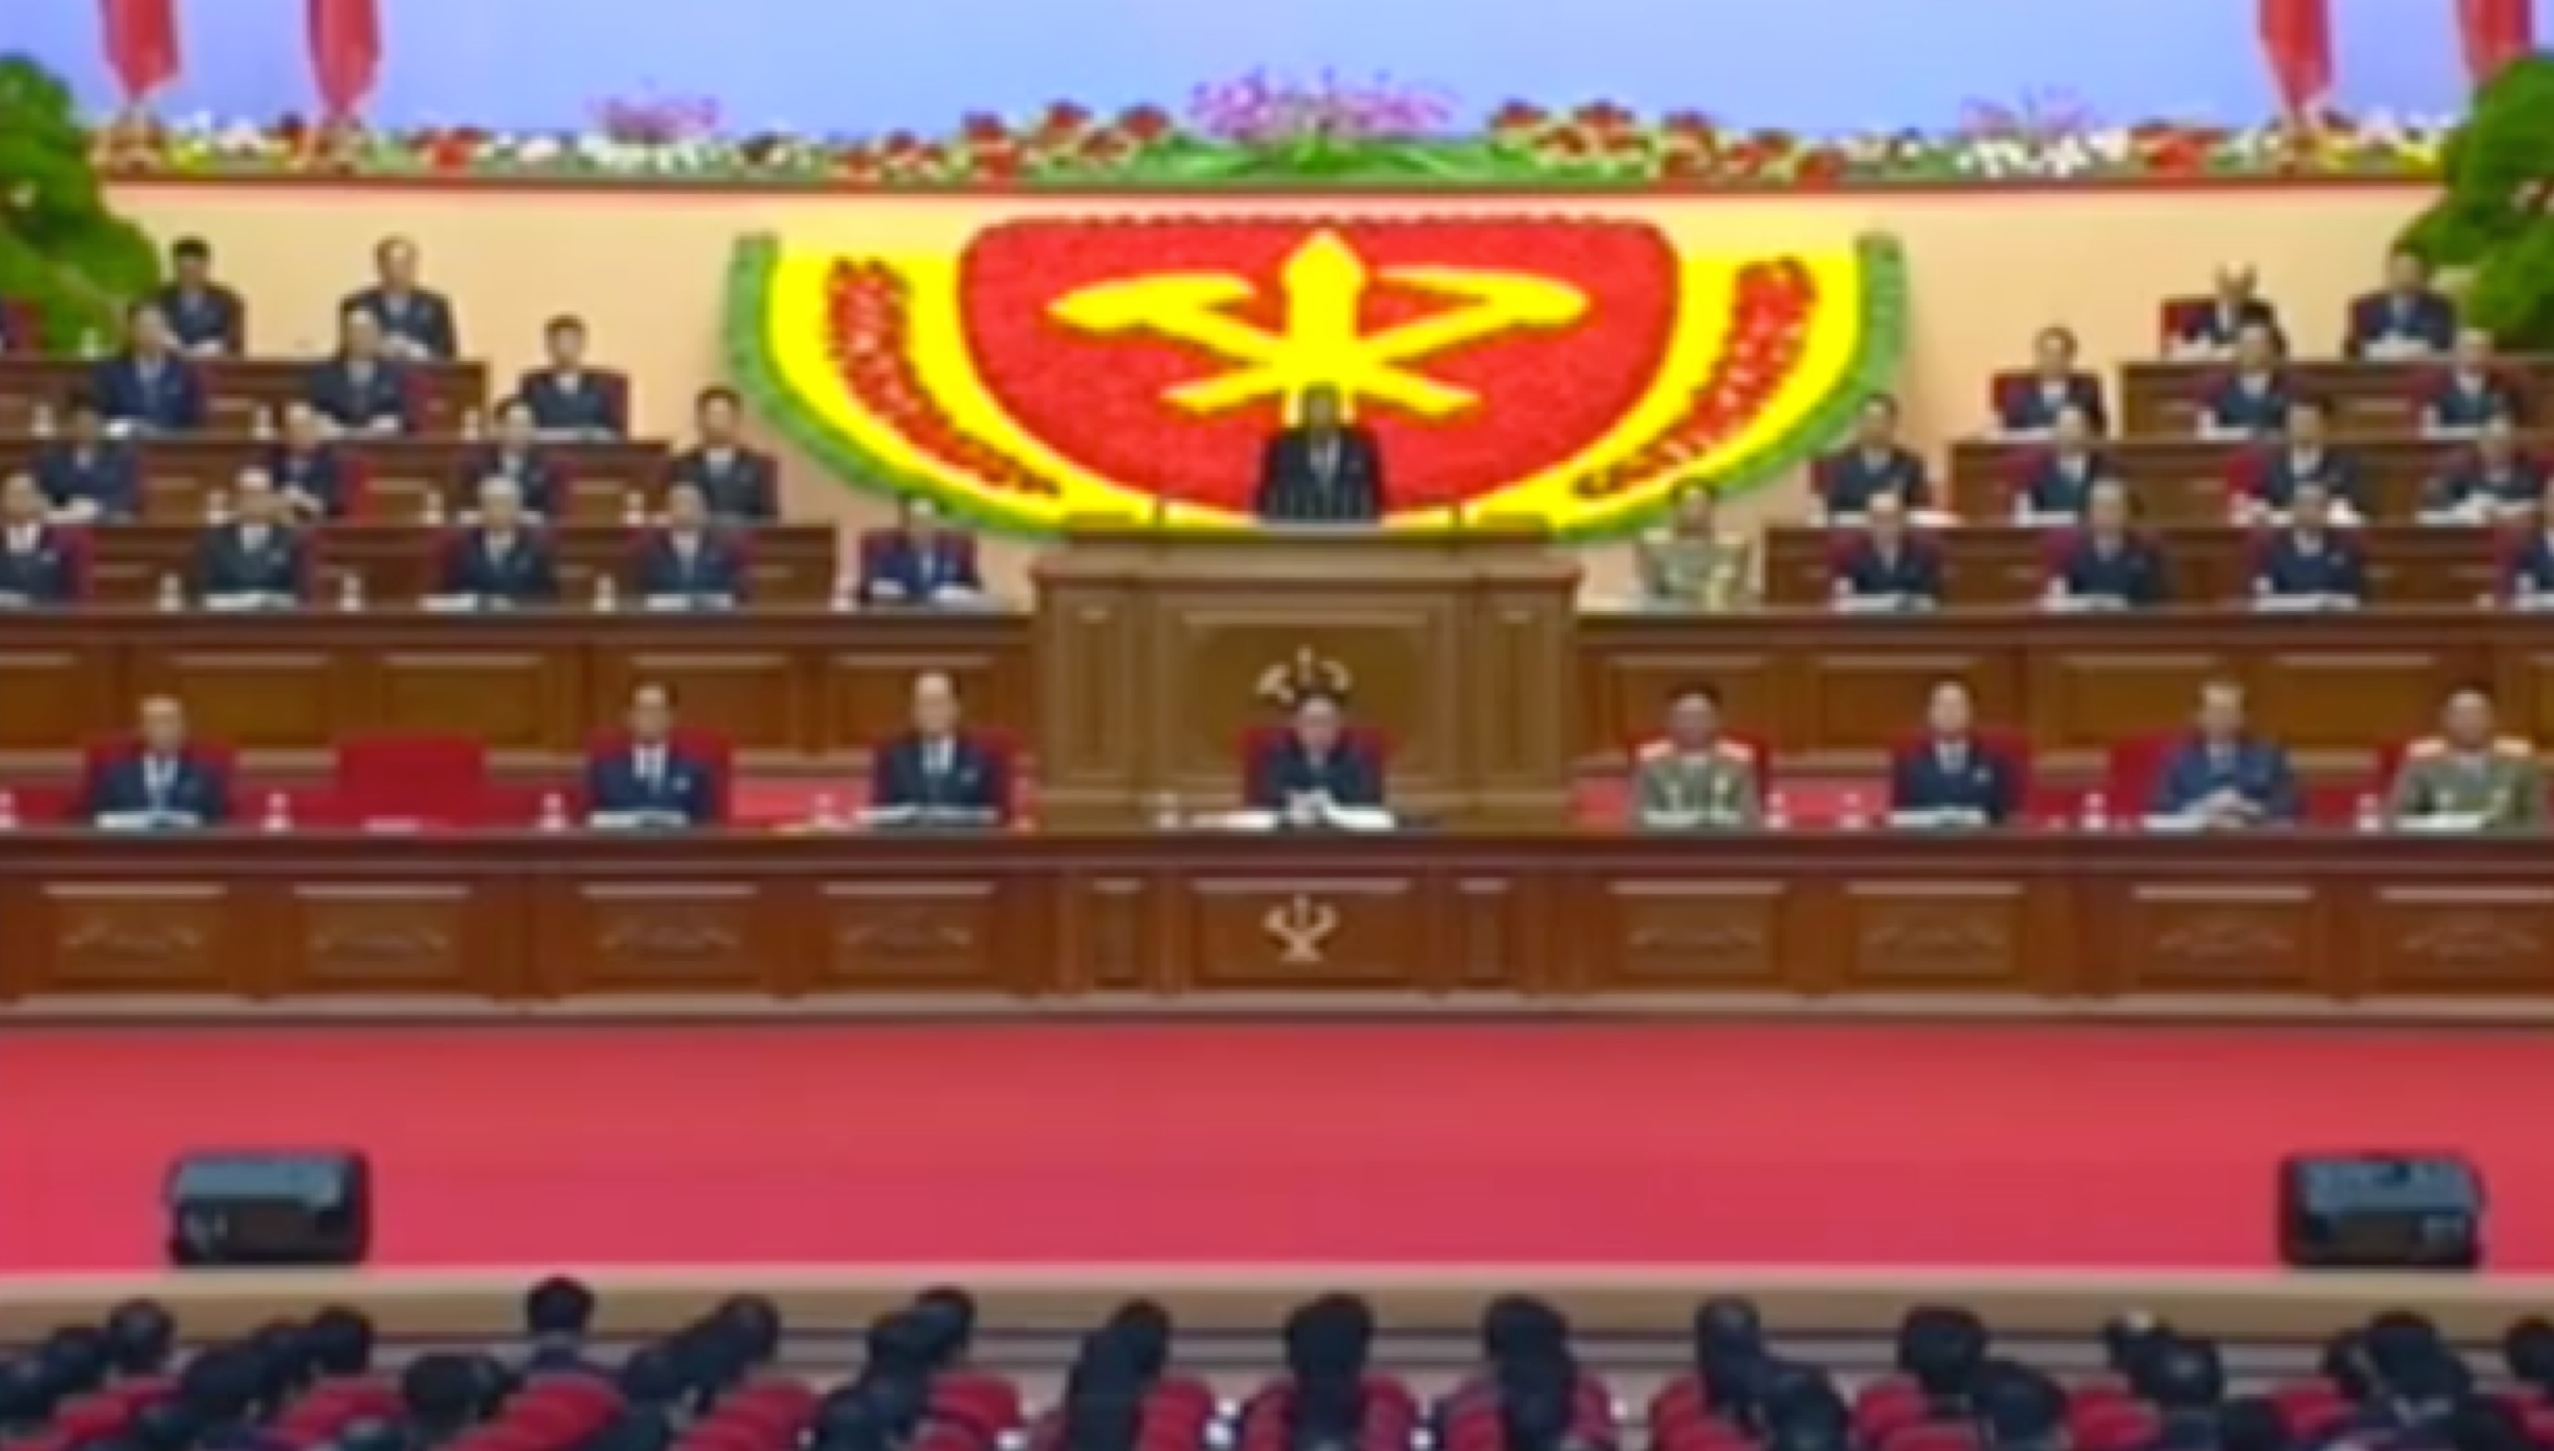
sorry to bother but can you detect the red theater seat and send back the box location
[332,732,491,827]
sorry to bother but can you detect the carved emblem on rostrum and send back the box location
[1264,893,1342,965]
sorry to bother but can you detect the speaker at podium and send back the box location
[1031,519,1580,828]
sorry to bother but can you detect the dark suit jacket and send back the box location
[2151,738,2300,820]
[155,284,246,353]
[1995,373,2108,434]
[2012,451,2111,518]
[265,444,357,519]
[517,370,627,436]
[2251,448,2367,513]
[632,531,749,602]
[666,448,779,522]
[1256,427,1385,523]
[2173,297,2283,350]
[1888,740,2019,823]
[2505,532,2554,594]
[2254,531,2366,600]
[458,448,563,518]
[860,531,980,601]
[2425,370,2525,428]
[2346,289,2457,357]
[345,286,460,359]
[2054,536,2168,606]
[582,746,716,825]
[2430,456,2544,514]
[870,733,1009,820]
[1248,739,1386,811]
[81,751,234,825]
[1816,447,1932,513]
[89,354,205,431]
[193,524,310,600]
[0,525,81,603]
[2200,372,2290,435]
[33,444,140,520]
[1831,539,1943,602]
[439,531,561,604]
[305,359,414,433]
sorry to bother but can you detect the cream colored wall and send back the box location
[111,183,2434,597]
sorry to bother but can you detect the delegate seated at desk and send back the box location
[1255,384,1385,524]
[1829,495,1942,609]
[343,235,461,362]
[2195,324,2290,438]
[1633,684,1761,830]
[2240,398,2366,522]
[2167,265,2283,356]
[2149,681,2300,828]
[2044,483,2167,610]
[1634,481,1753,611]
[80,696,233,828]
[583,683,716,827]
[2421,329,2525,431]
[90,303,206,435]
[2389,686,2545,830]
[1249,691,1386,821]
[667,387,780,523]
[32,396,140,523]
[155,236,247,357]
[517,314,627,438]
[2344,249,2457,359]
[438,478,561,605]
[193,473,312,605]
[1888,680,2019,825]
[265,402,359,522]
[1994,326,2108,436]
[2009,405,2114,523]
[1812,394,1931,519]
[632,483,751,606]
[870,672,1010,823]
[0,474,82,605]
[458,399,565,519]
[2422,412,2541,522]
[2250,482,2367,607]
[860,495,983,604]
[305,307,416,436]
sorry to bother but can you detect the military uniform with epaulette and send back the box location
[1636,529,1754,612]
[1633,738,1762,829]
[2388,735,2546,828]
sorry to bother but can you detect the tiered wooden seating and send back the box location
[0,437,672,521]
[1762,526,2501,605]
[1946,435,2523,522]
[2119,357,2554,434]
[0,357,489,431]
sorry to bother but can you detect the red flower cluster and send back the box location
[829,102,1175,186]
[1574,259,1816,500]
[823,260,1060,496]
[1490,102,1856,187]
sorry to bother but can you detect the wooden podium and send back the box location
[1032,525,1582,827]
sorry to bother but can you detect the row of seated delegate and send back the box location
[15,675,2549,836]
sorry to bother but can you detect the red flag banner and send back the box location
[2459,0,2535,85]
[2258,0,2335,116]
[99,0,182,101]
[307,0,382,118]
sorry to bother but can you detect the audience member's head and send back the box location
[665,482,709,532]
[1853,393,1900,448]
[1103,1299,1173,1382]
[696,387,742,444]
[495,398,538,451]
[2233,320,2279,372]
[305,1306,376,1378]
[2455,326,2497,374]
[340,306,385,361]
[2,472,45,526]
[397,1354,481,1441]
[524,1276,597,1342]
[546,315,590,368]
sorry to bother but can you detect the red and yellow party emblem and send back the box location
[729,211,1903,535]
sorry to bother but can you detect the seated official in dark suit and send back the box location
[1828,494,1942,610]
[458,399,566,518]
[2251,482,2367,608]
[1257,384,1385,524]
[2044,483,2167,610]
[264,402,359,521]
[1248,691,1387,821]
[32,396,141,523]
[517,315,628,438]
[2345,249,2457,359]
[155,237,246,356]
[80,696,234,827]
[191,474,311,606]
[2499,501,2554,604]
[582,684,717,827]
[869,672,1010,824]
[90,303,206,434]
[667,387,780,522]
[2422,412,2542,522]
[2167,266,2283,353]
[1814,393,1932,518]
[0,474,84,605]
[2008,405,2114,522]
[2422,329,2528,431]
[859,495,982,604]
[632,484,750,607]
[2148,681,2300,827]
[436,478,561,606]
[305,307,415,435]
[2195,323,2289,438]
[1888,680,2019,825]
[2238,397,2366,522]
[1994,326,2108,435]
[344,235,460,361]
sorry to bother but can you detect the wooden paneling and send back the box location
[2118,358,2554,436]
[0,359,489,430]
[6,833,2552,1003]
[1946,436,2493,524]
[0,437,670,524]
[1761,526,2502,606]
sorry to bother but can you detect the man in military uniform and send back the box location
[2389,686,2544,829]
[1635,480,1753,611]
[1634,684,1761,830]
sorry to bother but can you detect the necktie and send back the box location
[1314,439,1337,480]
[1942,746,1965,774]
[916,543,937,589]
[928,740,949,776]
[241,527,265,553]
[639,750,660,793]
[146,757,172,808]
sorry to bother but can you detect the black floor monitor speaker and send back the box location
[165,1150,372,1267]
[2279,1152,2483,1270]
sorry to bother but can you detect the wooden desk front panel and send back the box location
[1760,527,2502,607]
[0,438,672,525]
[0,361,491,432]
[76,525,836,605]
[5,834,2550,1003]
[1948,438,2483,524]
[0,614,1031,759]
[2119,358,2554,436]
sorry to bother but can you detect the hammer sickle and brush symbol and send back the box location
[1264,892,1343,965]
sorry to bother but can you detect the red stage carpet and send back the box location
[4,1022,2547,1273]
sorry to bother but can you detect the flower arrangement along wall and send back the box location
[725,215,1906,538]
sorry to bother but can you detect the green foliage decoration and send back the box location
[2401,56,2554,348]
[0,54,160,349]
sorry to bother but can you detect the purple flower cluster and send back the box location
[1186,69,1454,145]
[1956,88,2101,144]
[588,90,723,145]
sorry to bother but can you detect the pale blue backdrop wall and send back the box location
[5,0,2543,131]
